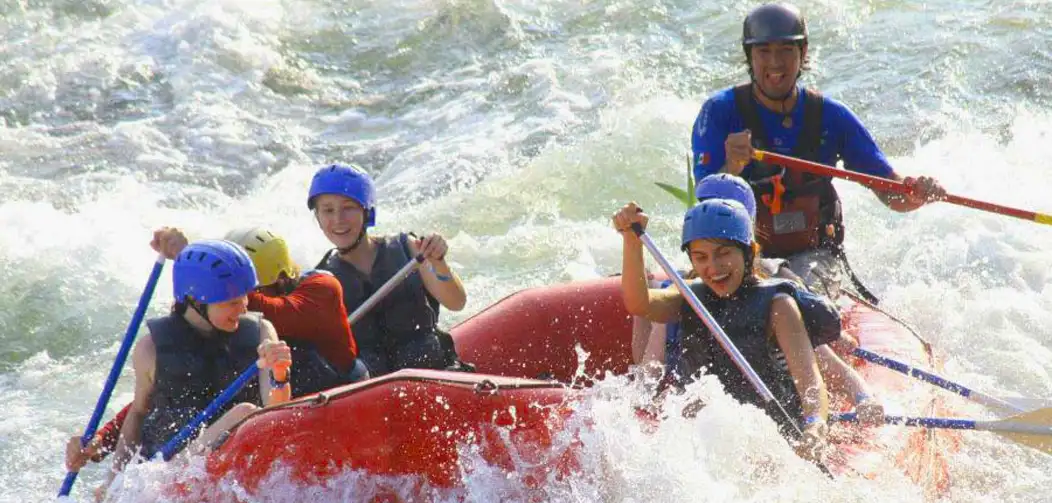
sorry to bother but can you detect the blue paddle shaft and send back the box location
[852,348,968,395]
[158,362,261,461]
[831,412,977,430]
[851,348,1019,412]
[59,255,166,497]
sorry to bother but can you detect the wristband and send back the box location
[430,265,453,282]
[269,369,289,388]
[803,414,824,426]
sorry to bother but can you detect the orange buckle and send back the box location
[761,175,786,214]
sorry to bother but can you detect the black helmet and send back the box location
[742,3,807,47]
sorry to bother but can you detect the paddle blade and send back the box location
[991,407,1052,455]
[654,182,693,209]
[1000,396,1052,414]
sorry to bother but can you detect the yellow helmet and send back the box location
[223,227,300,287]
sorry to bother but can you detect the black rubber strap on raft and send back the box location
[834,248,881,305]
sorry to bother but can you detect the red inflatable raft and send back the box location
[199,277,956,500]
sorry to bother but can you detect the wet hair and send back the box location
[736,241,762,288]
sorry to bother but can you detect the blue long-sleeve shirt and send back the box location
[690,86,895,182]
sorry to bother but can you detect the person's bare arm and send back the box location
[770,296,829,421]
[99,334,157,496]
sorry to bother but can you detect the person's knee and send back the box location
[345,359,371,383]
[227,402,259,420]
[829,336,858,358]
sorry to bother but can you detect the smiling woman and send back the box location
[307,164,470,377]
[613,198,831,462]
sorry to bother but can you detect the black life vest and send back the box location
[139,313,261,457]
[316,233,446,375]
[733,84,845,258]
[672,278,839,435]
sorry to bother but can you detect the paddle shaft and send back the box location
[752,150,1052,226]
[158,362,260,461]
[855,348,1051,413]
[347,254,425,326]
[831,412,1052,435]
[59,254,166,497]
[852,348,1023,413]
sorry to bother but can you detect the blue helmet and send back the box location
[173,240,258,304]
[695,174,757,221]
[681,199,753,251]
[307,164,376,227]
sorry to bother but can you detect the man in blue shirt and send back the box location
[690,3,946,299]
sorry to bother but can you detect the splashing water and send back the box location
[3,0,1052,501]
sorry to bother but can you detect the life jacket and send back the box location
[733,84,844,258]
[658,278,682,373]
[671,278,840,434]
[139,313,262,457]
[316,233,447,376]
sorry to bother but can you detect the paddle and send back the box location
[347,253,425,325]
[156,362,263,461]
[830,409,1052,455]
[629,223,833,475]
[851,347,1050,414]
[59,254,166,498]
[752,150,1052,226]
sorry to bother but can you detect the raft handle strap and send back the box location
[309,391,333,408]
[474,379,499,396]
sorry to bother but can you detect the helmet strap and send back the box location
[337,227,368,254]
[746,42,805,113]
[186,298,233,335]
[750,76,799,111]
